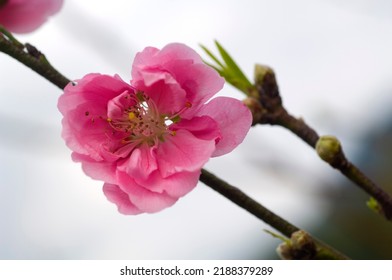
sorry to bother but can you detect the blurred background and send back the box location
[1,0,392,259]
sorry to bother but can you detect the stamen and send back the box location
[168,101,192,122]
[128,112,136,120]
[105,91,188,148]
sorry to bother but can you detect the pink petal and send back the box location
[59,74,135,160]
[0,0,64,33]
[107,90,137,120]
[103,183,143,215]
[157,129,215,177]
[131,46,159,72]
[159,43,203,63]
[132,44,201,76]
[171,116,220,141]
[117,145,158,181]
[197,97,252,157]
[162,59,224,109]
[132,76,187,115]
[61,103,110,160]
[58,74,134,115]
[131,43,223,115]
[135,170,201,198]
[72,153,117,184]
[116,172,178,213]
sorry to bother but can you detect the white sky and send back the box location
[1,0,392,259]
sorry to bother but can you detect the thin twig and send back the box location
[253,65,392,220]
[200,169,349,259]
[0,29,70,89]
[0,31,349,259]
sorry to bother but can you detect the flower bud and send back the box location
[316,135,342,165]
[367,197,383,215]
[254,64,274,86]
[276,242,292,260]
[276,230,317,260]
[254,64,280,104]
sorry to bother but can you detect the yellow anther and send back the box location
[106,118,112,122]
[170,130,177,136]
[128,112,136,120]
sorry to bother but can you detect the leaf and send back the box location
[214,40,252,88]
[200,40,255,96]
[199,44,225,68]
[264,229,290,243]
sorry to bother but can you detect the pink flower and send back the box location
[0,0,63,33]
[58,43,252,215]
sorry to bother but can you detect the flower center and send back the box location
[106,91,190,147]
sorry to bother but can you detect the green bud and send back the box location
[316,135,342,164]
[254,64,280,103]
[254,64,274,86]
[367,197,383,215]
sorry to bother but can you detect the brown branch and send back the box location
[200,169,349,259]
[0,31,349,259]
[252,64,392,221]
[0,28,70,89]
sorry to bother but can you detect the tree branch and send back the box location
[0,27,70,89]
[0,30,349,259]
[252,64,392,220]
[200,169,349,259]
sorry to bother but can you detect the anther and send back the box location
[128,112,136,120]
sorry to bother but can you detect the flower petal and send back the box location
[197,96,252,157]
[117,145,158,181]
[134,170,201,198]
[132,76,187,115]
[0,0,64,33]
[131,43,223,115]
[61,103,110,160]
[58,74,134,115]
[59,74,135,160]
[72,153,117,184]
[116,172,178,213]
[163,59,224,109]
[171,116,220,141]
[132,44,201,75]
[103,183,143,215]
[157,129,215,177]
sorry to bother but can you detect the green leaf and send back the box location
[200,40,255,96]
[200,44,225,69]
[264,229,289,243]
[214,40,252,88]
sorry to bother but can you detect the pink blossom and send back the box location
[0,0,63,33]
[58,43,252,214]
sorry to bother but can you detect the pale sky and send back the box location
[1,0,392,259]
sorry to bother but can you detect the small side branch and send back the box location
[0,26,70,89]
[200,169,349,259]
[252,64,392,221]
